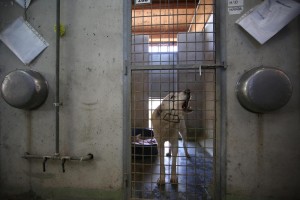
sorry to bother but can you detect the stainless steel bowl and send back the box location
[1,69,48,110]
[236,66,292,113]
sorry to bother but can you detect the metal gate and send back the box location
[124,0,220,199]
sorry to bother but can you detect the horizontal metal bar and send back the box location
[130,64,224,70]
[22,153,94,161]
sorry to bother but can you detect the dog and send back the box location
[151,89,192,185]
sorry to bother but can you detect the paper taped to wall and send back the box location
[0,17,49,65]
[236,0,300,44]
[15,0,31,8]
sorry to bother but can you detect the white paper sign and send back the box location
[0,17,49,65]
[15,0,31,8]
[236,0,300,44]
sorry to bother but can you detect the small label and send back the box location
[228,0,243,7]
[135,0,152,5]
[228,0,244,14]
[228,6,243,14]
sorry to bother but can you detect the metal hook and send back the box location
[199,65,202,76]
[62,158,66,173]
[43,157,48,172]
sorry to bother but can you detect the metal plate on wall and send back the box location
[1,69,48,110]
[236,66,292,113]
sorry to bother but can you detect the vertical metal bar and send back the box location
[215,0,226,65]
[55,0,60,155]
[215,0,226,199]
[123,0,132,199]
[215,66,226,200]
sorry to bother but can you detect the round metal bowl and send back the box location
[236,66,292,113]
[1,69,48,110]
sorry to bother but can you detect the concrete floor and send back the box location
[131,141,214,200]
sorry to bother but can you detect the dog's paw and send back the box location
[157,178,165,185]
[170,176,178,185]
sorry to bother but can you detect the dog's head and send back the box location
[156,89,192,122]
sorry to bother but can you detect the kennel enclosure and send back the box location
[123,0,223,199]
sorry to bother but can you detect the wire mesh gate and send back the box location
[131,68,216,199]
[128,0,217,199]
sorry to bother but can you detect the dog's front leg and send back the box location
[157,139,165,185]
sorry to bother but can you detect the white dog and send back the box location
[151,89,192,185]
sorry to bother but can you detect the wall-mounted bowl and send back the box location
[236,66,292,113]
[1,69,48,110]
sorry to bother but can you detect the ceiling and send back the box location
[132,0,214,42]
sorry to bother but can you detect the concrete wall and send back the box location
[0,0,123,199]
[0,0,300,200]
[224,1,300,199]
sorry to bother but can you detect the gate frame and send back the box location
[123,0,227,199]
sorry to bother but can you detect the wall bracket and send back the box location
[22,152,94,173]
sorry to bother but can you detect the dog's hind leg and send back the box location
[170,139,178,184]
[179,120,191,158]
[157,138,166,185]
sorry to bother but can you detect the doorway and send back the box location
[125,0,221,199]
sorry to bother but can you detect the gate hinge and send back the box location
[124,173,129,187]
[124,60,129,76]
